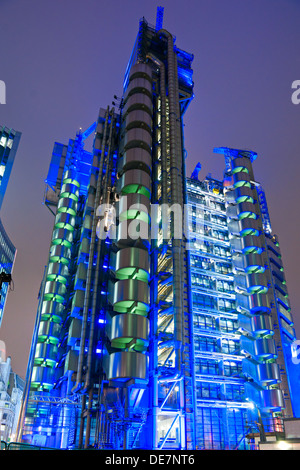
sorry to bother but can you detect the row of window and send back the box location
[195,358,242,376]
[194,337,239,354]
[188,193,226,213]
[189,223,229,242]
[192,293,237,315]
[190,241,231,258]
[190,255,232,274]
[191,275,235,294]
[196,383,244,401]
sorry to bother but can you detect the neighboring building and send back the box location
[0,125,20,327]
[186,148,299,449]
[0,219,16,328]
[0,126,21,211]
[0,341,25,443]
[17,11,299,450]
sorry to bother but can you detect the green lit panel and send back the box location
[49,255,69,265]
[242,245,262,255]
[111,337,148,352]
[57,204,77,216]
[119,208,150,223]
[240,228,260,237]
[30,382,41,391]
[238,211,257,220]
[232,166,249,174]
[113,300,149,316]
[236,195,254,204]
[248,285,268,295]
[234,180,251,189]
[121,183,150,199]
[59,192,79,202]
[62,177,80,188]
[51,238,72,248]
[115,266,149,282]
[54,221,75,231]
[43,293,65,303]
[46,274,68,284]
[245,265,265,274]
[33,358,56,368]
[41,313,62,323]
[37,335,60,345]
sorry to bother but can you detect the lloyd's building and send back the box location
[17,10,300,450]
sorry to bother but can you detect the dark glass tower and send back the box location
[17,11,299,450]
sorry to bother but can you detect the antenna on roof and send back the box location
[156,6,164,31]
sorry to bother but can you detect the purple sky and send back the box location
[0,0,299,378]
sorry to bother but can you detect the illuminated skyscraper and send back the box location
[18,11,299,450]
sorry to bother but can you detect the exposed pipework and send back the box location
[72,107,110,394]
[84,110,115,394]
[156,29,184,382]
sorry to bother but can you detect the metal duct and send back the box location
[32,169,80,392]
[108,63,153,382]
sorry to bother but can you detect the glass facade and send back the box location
[187,176,249,449]
[0,126,21,210]
[0,125,20,327]
[0,219,16,327]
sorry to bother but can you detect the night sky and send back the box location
[0,0,299,379]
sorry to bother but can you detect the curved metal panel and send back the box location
[246,272,269,293]
[237,201,258,219]
[54,211,76,231]
[109,313,150,351]
[38,320,61,338]
[51,228,73,247]
[231,157,253,174]
[119,193,150,222]
[117,220,150,249]
[129,62,153,79]
[115,246,149,281]
[251,313,273,334]
[120,147,152,173]
[57,197,78,215]
[113,279,150,314]
[257,362,280,384]
[41,300,64,317]
[249,292,271,314]
[107,351,148,381]
[121,168,151,198]
[122,127,152,152]
[60,183,80,200]
[254,338,277,358]
[122,93,153,116]
[259,388,284,410]
[239,217,260,237]
[125,77,152,100]
[47,262,69,280]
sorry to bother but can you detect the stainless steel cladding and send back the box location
[107,63,153,382]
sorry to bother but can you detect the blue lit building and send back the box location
[0,219,16,328]
[0,126,21,211]
[0,125,20,327]
[187,150,299,448]
[18,12,299,450]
